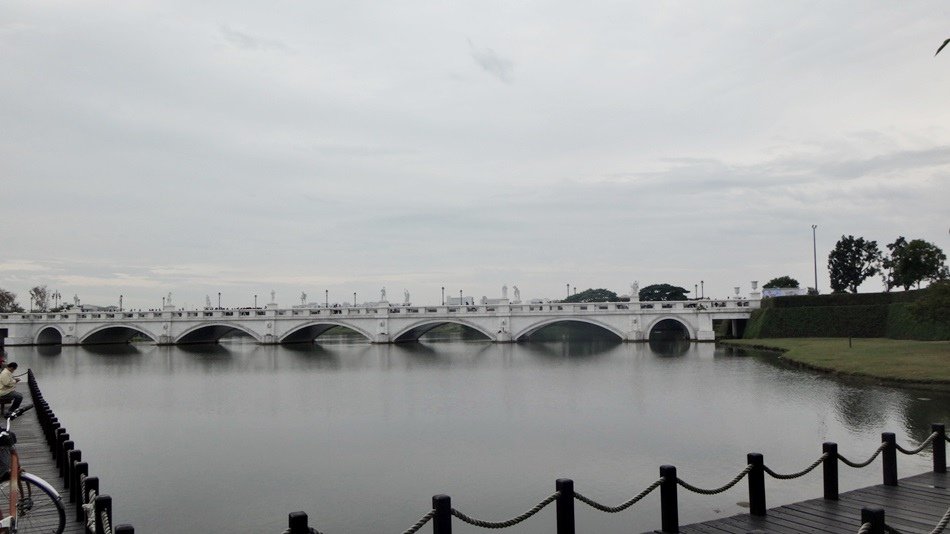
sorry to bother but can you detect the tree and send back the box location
[0,289,24,313]
[29,285,50,311]
[885,238,948,290]
[828,235,881,293]
[910,280,950,324]
[763,276,800,289]
[562,288,621,303]
[881,236,908,291]
[639,283,690,301]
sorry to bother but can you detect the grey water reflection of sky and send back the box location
[14,342,949,533]
[2,1,949,309]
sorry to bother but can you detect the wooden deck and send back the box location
[13,396,84,534]
[666,471,949,533]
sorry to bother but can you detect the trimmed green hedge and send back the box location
[744,299,950,340]
[762,290,926,309]
[744,305,889,338]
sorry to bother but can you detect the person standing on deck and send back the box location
[0,362,22,413]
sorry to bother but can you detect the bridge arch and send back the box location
[392,319,494,343]
[514,318,625,342]
[35,326,64,345]
[279,321,374,343]
[175,323,263,344]
[80,324,159,345]
[644,316,694,340]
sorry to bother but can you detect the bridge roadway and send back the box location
[0,298,758,345]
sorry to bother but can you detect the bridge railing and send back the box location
[283,423,948,534]
[0,299,759,324]
[27,371,135,534]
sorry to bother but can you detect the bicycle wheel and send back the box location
[0,471,66,534]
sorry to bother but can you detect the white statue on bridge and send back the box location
[167,292,173,305]
[403,289,410,304]
[270,290,276,303]
[630,281,639,301]
[205,295,212,309]
[513,286,520,302]
[502,284,508,299]
[301,292,307,305]
[380,287,387,302]
[73,294,79,307]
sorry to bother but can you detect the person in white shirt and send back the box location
[0,362,23,413]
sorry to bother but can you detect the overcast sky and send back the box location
[2,1,949,310]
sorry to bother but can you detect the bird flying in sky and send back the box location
[936,38,950,56]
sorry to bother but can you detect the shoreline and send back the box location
[718,338,950,391]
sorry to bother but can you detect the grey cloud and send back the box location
[468,39,513,83]
[219,25,289,51]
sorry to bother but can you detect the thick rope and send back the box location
[99,509,114,534]
[401,510,435,534]
[451,492,558,528]
[857,522,873,534]
[573,478,663,513]
[896,432,939,455]
[839,443,887,468]
[677,464,753,495]
[764,453,829,480]
[929,503,950,534]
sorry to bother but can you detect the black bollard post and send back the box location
[55,433,69,468]
[94,495,113,534]
[83,476,99,523]
[433,495,452,534]
[659,465,679,533]
[72,462,88,506]
[65,449,81,489]
[49,424,61,453]
[60,440,74,478]
[861,506,885,534]
[555,479,575,534]
[882,433,897,486]
[748,453,766,516]
[288,511,310,534]
[933,424,946,474]
[822,443,838,500]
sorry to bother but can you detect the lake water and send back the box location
[8,337,949,533]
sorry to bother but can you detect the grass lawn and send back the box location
[720,338,950,384]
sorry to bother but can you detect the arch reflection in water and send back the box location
[648,338,691,357]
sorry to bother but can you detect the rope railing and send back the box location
[27,370,134,534]
[896,431,939,455]
[764,452,829,480]
[573,478,663,513]
[450,492,558,528]
[677,464,753,495]
[930,503,950,534]
[839,442,888,468]
[400,510,435,534]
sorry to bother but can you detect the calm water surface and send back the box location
[9,339,950,533]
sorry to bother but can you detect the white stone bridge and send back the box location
[0,299,758,346]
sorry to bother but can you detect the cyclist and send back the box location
[0,364,23,414]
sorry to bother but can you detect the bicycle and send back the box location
[0,405,66,534]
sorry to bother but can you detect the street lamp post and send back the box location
[566,283,570,298]
[254,294,258,308]
[812,224,818,294]
[325,289,328,308]
[353,292,357,307]
[119,295,123,311]
[218,292,221,309]
[441,286,445,305]
[700,280,704,299]
[459,289,463,306]
[694,284,698,299]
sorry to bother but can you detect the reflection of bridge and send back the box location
[0,299,758,345]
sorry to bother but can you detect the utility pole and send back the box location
[812,224,819,294]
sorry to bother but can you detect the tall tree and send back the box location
[889,239,948,290]
[562,288,621,303]
[910,280,950,323]
[0,289,24,313]
[29,285,50,311]
[828,235,881,293]
[881,236,908,291]
[639,283,690,301]
[763,276,800,288]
